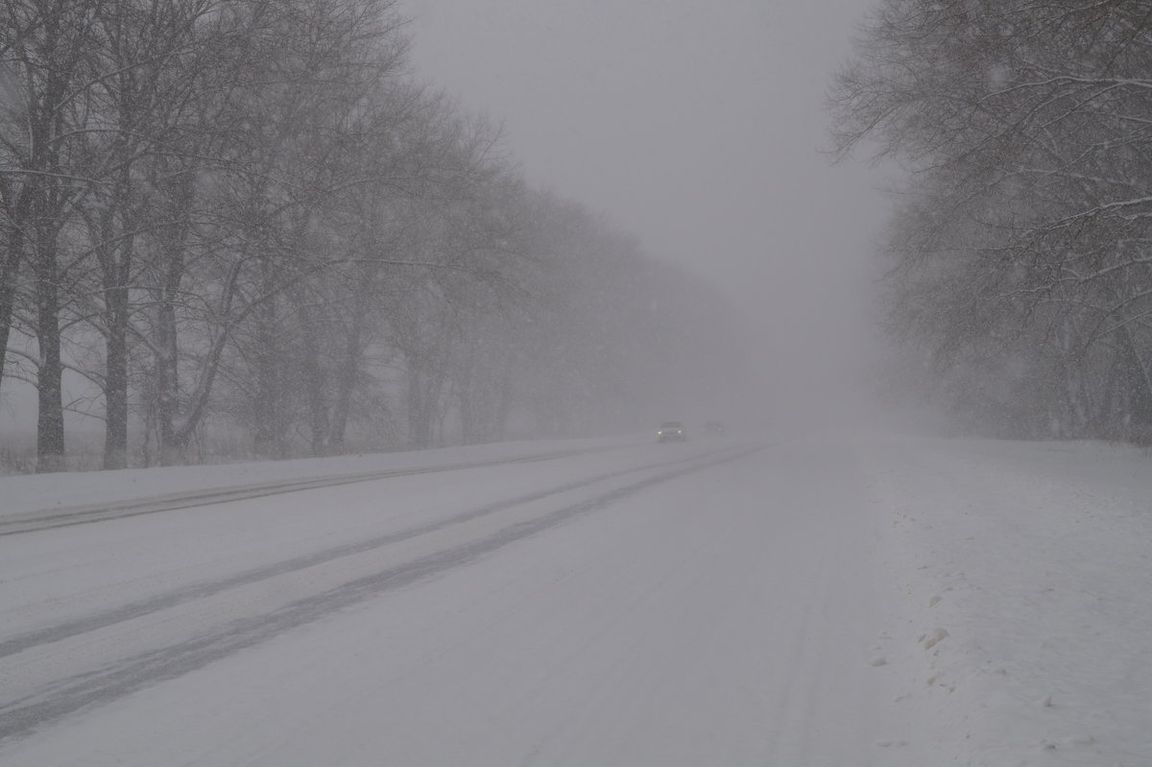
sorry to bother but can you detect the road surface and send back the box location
[0,438,931,766]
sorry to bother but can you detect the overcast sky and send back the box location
[402,0,890,419]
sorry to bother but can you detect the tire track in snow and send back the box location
[0,444,623,537]
[0,446,732,660]
[0,445,763,744]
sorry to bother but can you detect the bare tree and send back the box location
[833,0,1152,438]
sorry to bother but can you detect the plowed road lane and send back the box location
[0,439,922,766]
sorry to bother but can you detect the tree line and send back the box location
[0,0,748,471]
[834,0,1152,440]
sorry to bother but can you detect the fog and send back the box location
[0,0,897,473]
[3,2,1142,461]
[3,5,1150,765]
[405,0,890,427]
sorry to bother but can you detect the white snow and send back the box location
[866,436,1152,765]
[1,434,1150,765]
[0,435,636,520]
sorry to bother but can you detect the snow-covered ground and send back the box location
[0,435,637,521]
[865,437,1152,766]
[0,435,1149,765]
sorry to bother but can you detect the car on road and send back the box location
[657,421,687,442]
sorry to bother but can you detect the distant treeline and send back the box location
[834,1,1152,441]
[0,0,749,471]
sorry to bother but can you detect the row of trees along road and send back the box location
[0,0,751,472]
[834,0,1152,440]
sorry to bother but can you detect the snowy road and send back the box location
[3,436,1148,765]
[0,438,920,765]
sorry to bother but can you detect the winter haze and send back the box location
[404,0,890,425]
[0,0,890,445]
[3,3,1151,766]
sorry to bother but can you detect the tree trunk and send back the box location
[153,173,193,465]
[297,295,328,456]
[252,286,288,458]
[164,259,245,463]
[155,276,181,464]
[494,362,514,442]
[406,359,433,449]
[328,299,366,452]
[25,13,70,472]
[0,211,26,401]
[1095,349,1119,437]
[1119,324,1152,426]
[457,352,478,445]
[34,211,65,472]
[101,182,134,470]
[103,282,130,469]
